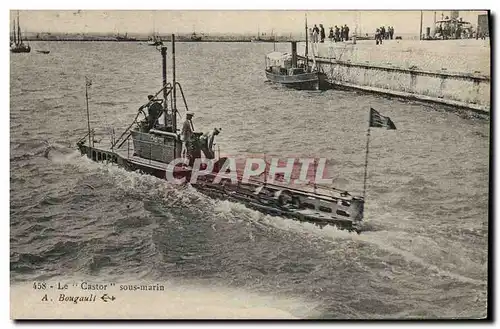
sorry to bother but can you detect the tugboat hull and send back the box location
[265,70,329,90]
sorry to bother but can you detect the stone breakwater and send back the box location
[299,39,490,113]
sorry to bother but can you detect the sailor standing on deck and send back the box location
[139,95,163,131]
[200,128,221,159]
[181,111,195,160]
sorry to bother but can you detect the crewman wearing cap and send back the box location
[200,128,221,159]
[138,95,163,131]
[181,112,195,160]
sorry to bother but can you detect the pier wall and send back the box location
[298,42,490,113]
[319,59,489,113]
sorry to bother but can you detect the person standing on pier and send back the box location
[375,28,382,45]
[319,24,325,43]
[344,24,350,41]
[340,25,345,41]
[312,24,319,43]
[328,27,334,41]
[334,25,340,42]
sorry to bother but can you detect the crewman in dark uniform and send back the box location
[138,95,163,131]
[200,128,221,159]
[146,95,163,130]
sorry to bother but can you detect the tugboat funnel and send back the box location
[291,41,298,68]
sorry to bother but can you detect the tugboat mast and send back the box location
[305,14,309,66]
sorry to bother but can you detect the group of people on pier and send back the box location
[309,24,350,43]
[375,26,395,45]
[375,26,395,44]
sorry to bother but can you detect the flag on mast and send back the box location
[369,108,396,130]
[362,107,396,199]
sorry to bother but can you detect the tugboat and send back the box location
[75,34,366,232]
[265,18,328,91]
[265,41,329,91]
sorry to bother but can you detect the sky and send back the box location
[9,10,488,36]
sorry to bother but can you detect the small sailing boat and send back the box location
[10,11,30,53]
[147,13,162,46]
[190,32,202,42]
[147,34,162,46]
[190,25,202,41]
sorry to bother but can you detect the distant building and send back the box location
[477,14,489,37]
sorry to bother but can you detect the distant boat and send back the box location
[251,29,276,43]
[190,32,202,42]
[36,50,50,54]
[147,15,162,46]
[147,35,162,46]
[253,37,276,43]
[10,11,30,53]
[115,32,137,42]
